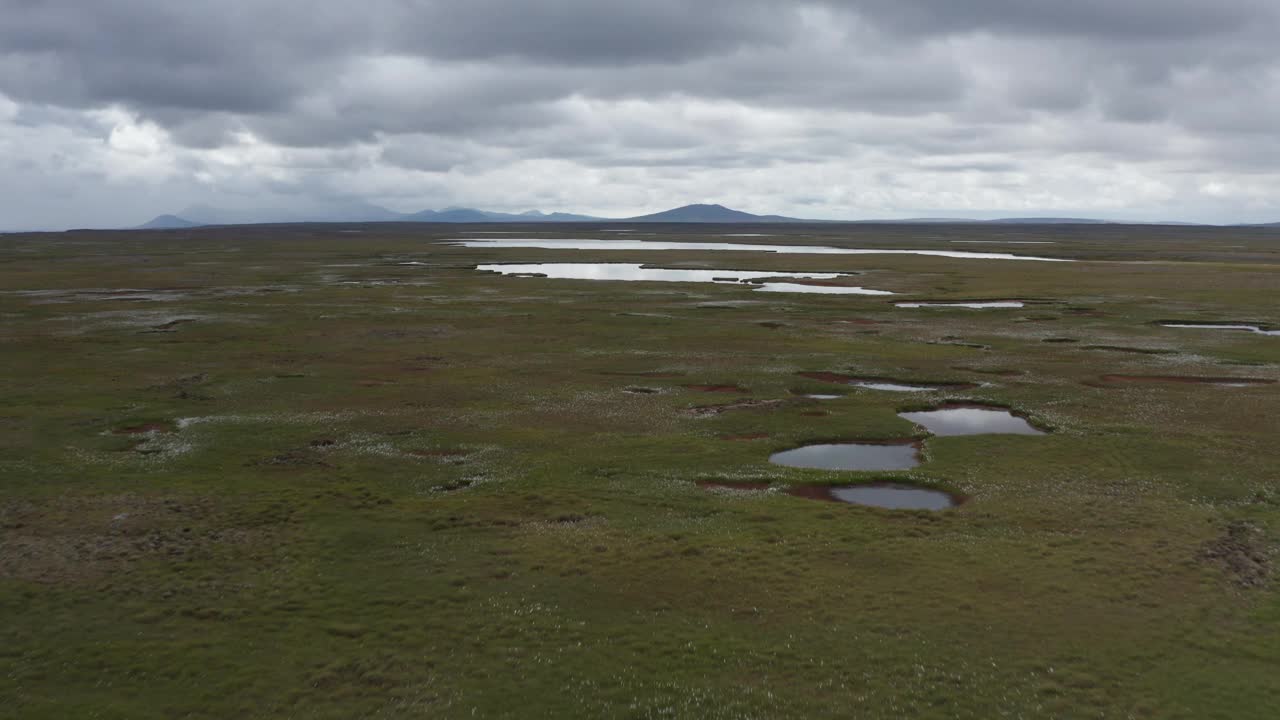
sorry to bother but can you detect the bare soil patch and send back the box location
[1201,521,1272,588]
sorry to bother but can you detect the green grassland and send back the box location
[1,223,1278,718]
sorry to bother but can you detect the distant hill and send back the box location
[988,217,1114,225]
[133,202,1215,228]
[402,207,605,222]
[624,203,801,223]
[851,218,983,224]
[448,209,602,222]
[137,214,201,229]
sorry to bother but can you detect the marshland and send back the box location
[1,221,1278,719]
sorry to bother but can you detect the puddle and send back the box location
[951,240,1056,245]
[474,263,893,295]
[454,239,1074,262]
[899,404,1045,436]
[769,441,921,471]
[1159,323,1279,337]
[787,484,959,510]
[896,301,1025,309]
[698,479,960,510]
[1099,374,1275,387]
[798,372,977,392]
[801,394,843,400]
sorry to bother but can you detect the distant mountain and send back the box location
[402,207,495,222]
[137,214,201,229]
[522,211,604,222]
[624,203,801,223]
[179,201,403,225]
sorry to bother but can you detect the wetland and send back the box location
[2,221,1278,720]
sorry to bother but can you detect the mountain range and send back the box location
[136,203,1272,229]
[139,203,607,228]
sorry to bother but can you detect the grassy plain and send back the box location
[2,222,1278,718]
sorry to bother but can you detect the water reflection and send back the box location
[454,239,1073,262]
[898,406,1045,436]
[804,484,959,510]
[475,263,895,295]
[1160,323,1279,337]
[769,442,920,471]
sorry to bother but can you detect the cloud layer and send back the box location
[3,1,1279,228]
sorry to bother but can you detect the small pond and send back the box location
[790,483,959,510]
[898,405,1045,436]
[769,442,920,471]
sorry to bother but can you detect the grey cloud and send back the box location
[5,1,1277,145]
[382,0,793,64]
[2,1,1280,228]
[0,1,791,111]
[828,0,1277,39]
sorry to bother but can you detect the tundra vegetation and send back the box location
[1,222,1278,718]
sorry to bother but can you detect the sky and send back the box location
[3,1,1280,230]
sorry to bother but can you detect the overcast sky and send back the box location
[3,1,1280,229]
